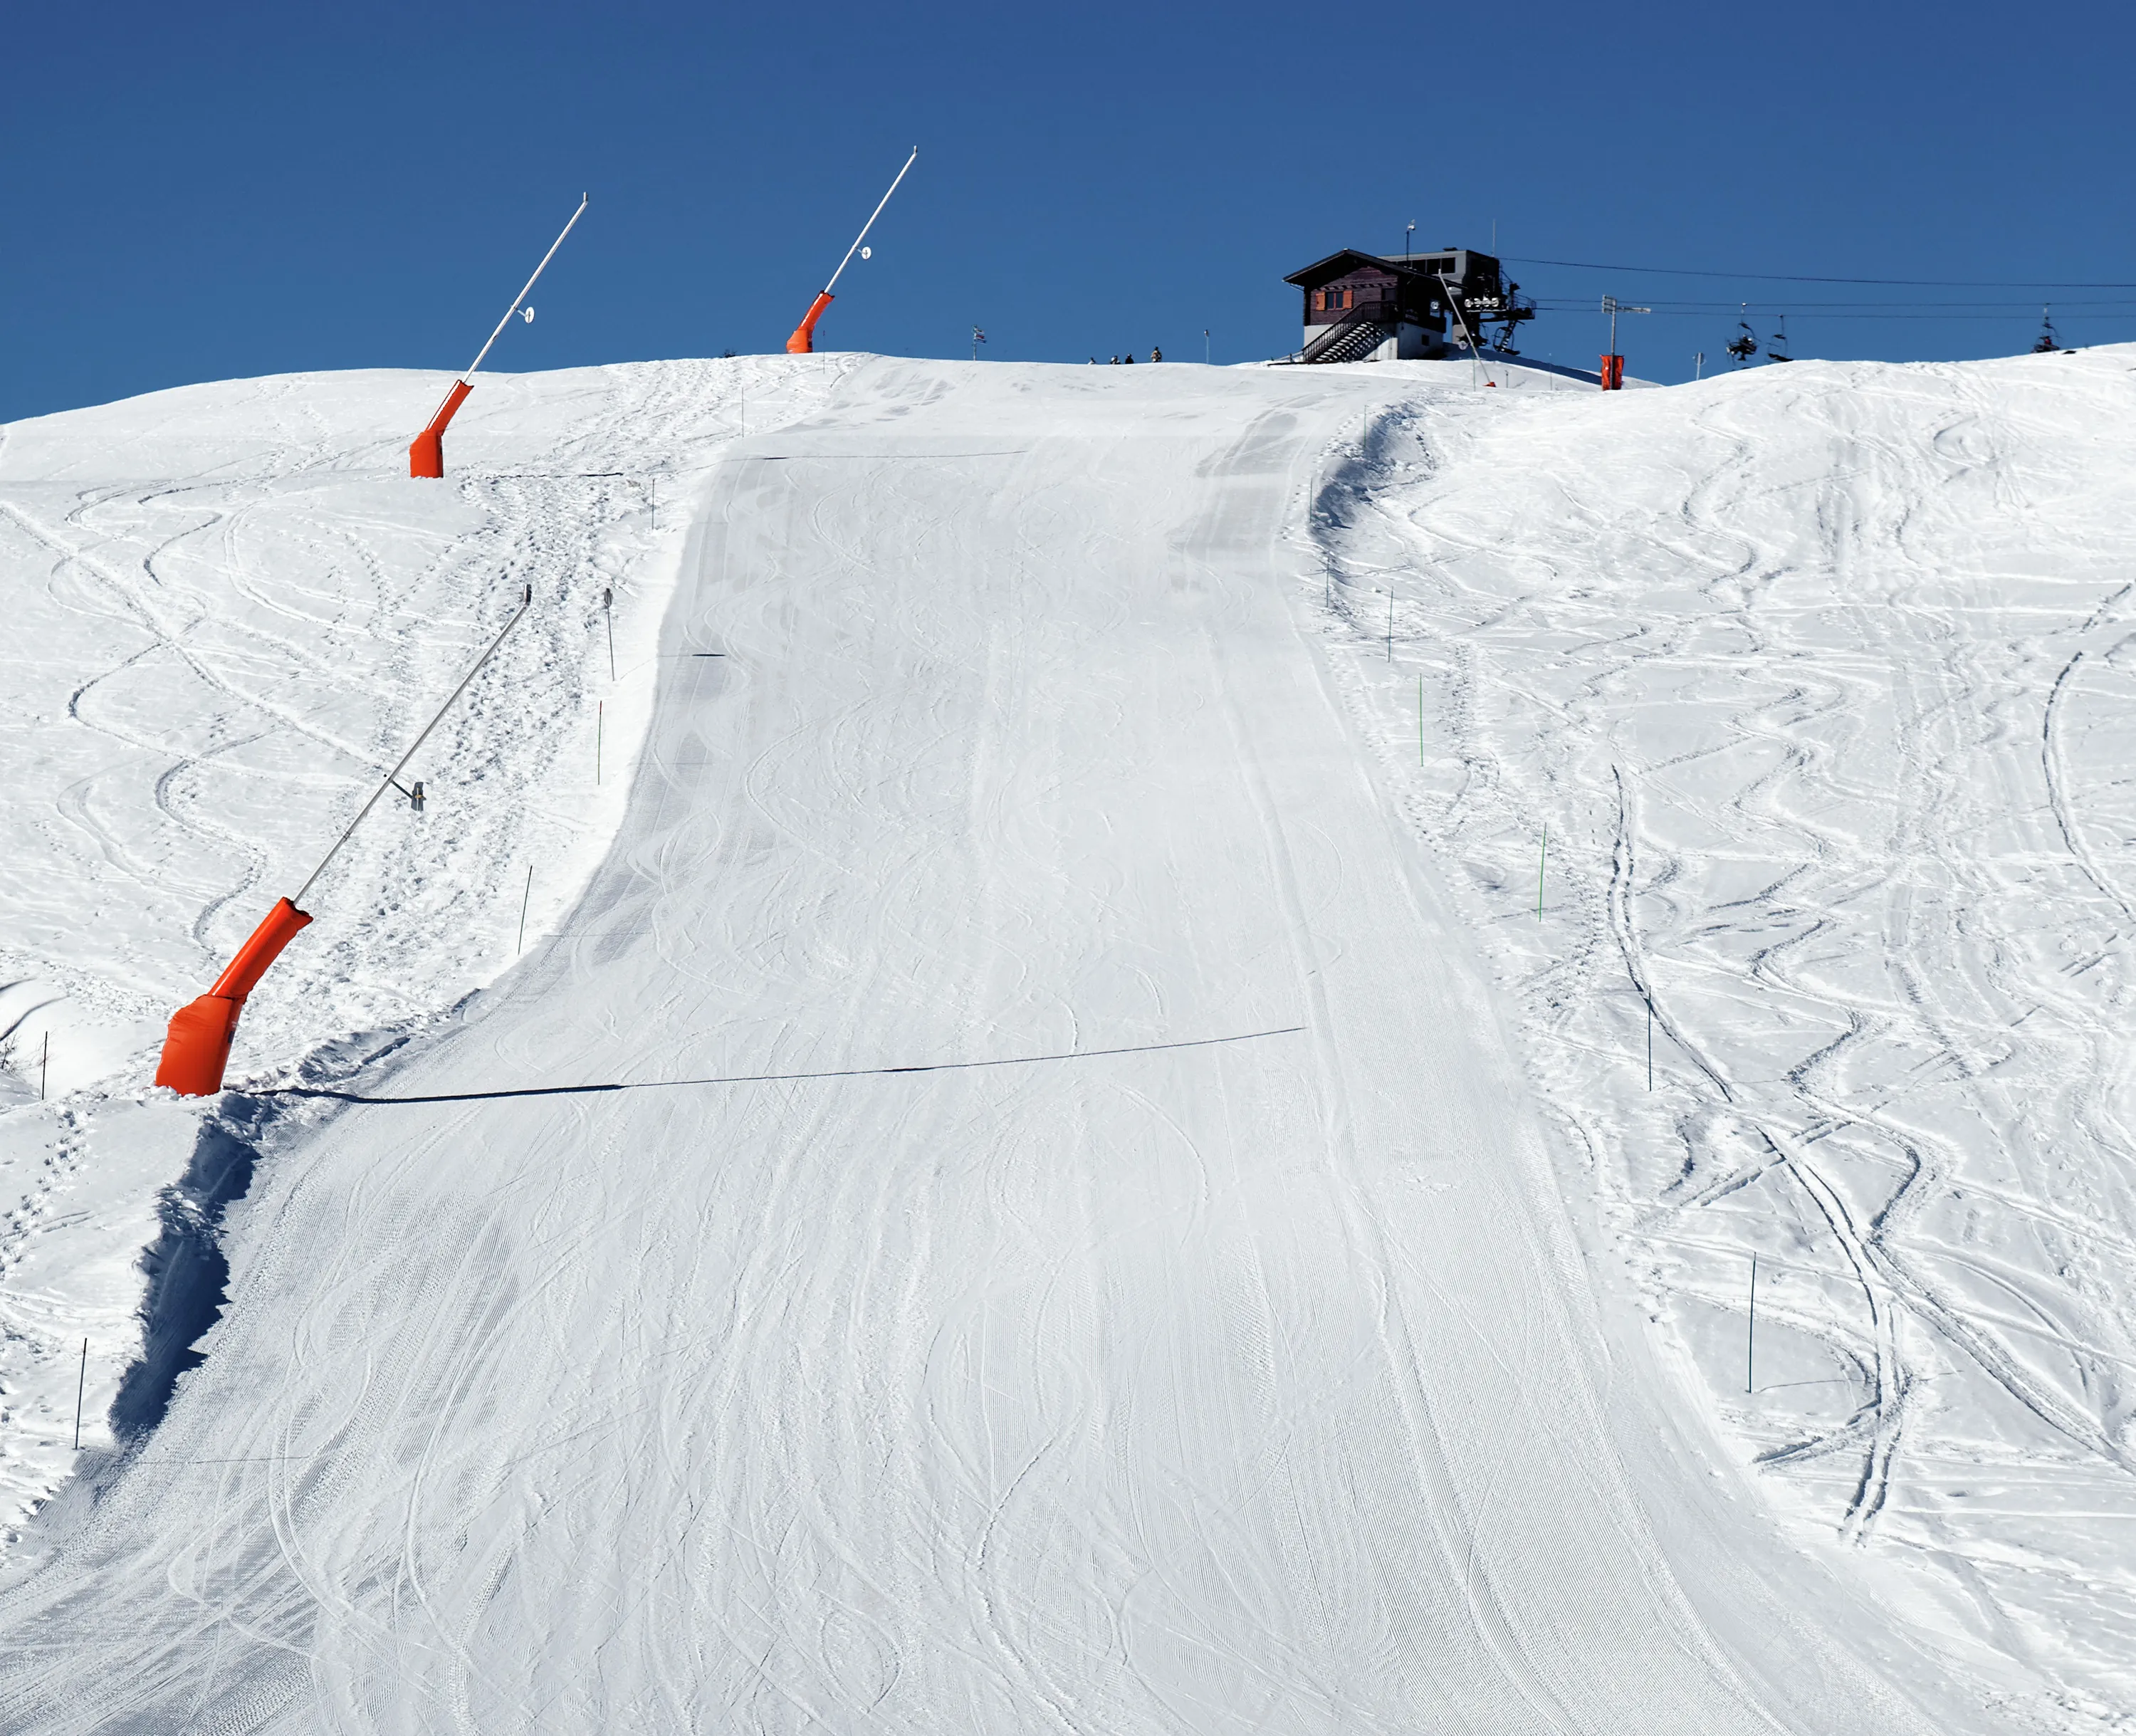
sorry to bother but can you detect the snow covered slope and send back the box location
[1314,346,2136,1730]
[0,356,851,1534]
[1,347,2130,1732]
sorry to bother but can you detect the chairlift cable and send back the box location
[1504,253,2136,290]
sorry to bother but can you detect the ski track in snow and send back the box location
[1312,345,2136,1730]
[0,348,2129,1731]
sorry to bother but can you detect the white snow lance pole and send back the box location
[786,149,917,355]
[409,194,590,477]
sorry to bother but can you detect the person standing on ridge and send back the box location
[1151,345,1162,362]
[1124,351,1136,365]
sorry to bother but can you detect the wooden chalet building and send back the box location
[1284,248,1516,364]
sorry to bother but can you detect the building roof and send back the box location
[1282,249,1440,291]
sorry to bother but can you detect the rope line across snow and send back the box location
[266,1025,1308,1106]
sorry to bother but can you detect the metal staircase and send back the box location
[1297,308,1394,365]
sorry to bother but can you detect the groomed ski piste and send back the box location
[1,343,2132,1732]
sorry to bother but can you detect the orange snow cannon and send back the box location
[406,193,589,479]
[409,378,473,478]
[154,898,315,1097]
[151,582,536,1098]
[785,148,917,359]
[786,292,834,355]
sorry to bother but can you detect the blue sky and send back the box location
[7,0,2134,418]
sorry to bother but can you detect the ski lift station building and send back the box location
[1284,248,1528,363]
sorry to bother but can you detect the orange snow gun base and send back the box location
[786,292,834,355]
[154,898,315,1097]
[409,378,473,479]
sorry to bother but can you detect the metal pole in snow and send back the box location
[73,1339,85,1449]
[295,585,536,908]
[604,587,616,681]
[822,149,918,298]
[1386,587,1393,662]
[1647,997,1653,1090]
[1598,296,1649,388]
[516,865,533,955]
[1419,675,1425,765]
[465,194,590,380]
[1536,827,1546,918]
[41,1032,48,1100]
[597,701,603,785]
[1443,287,1482,389]
[1747,1253,1758,1393]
